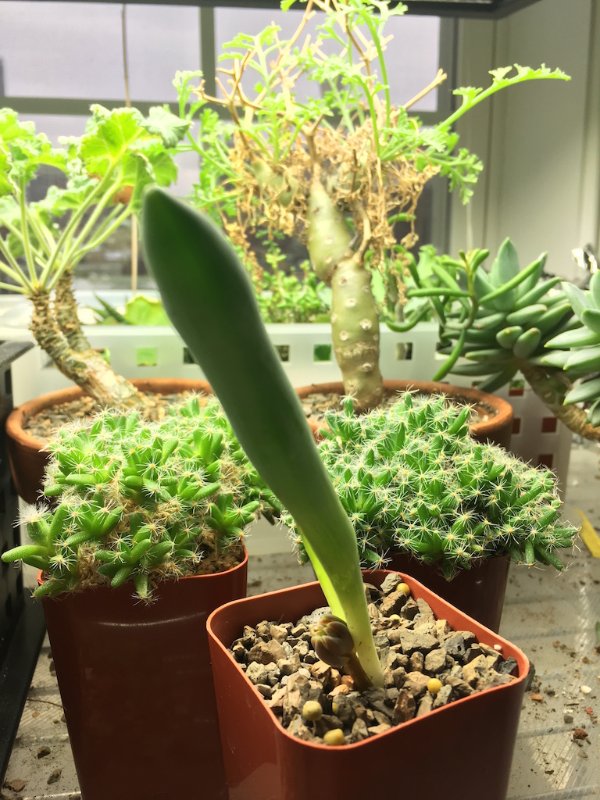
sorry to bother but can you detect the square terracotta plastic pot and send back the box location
[207,570,529,800]
[42,550,247,800]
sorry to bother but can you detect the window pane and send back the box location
[215,8,440,112]
[0,2,200,101]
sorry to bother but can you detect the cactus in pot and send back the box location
[176,0,569,409]
[284,393,576,575]
[2,395,273,598]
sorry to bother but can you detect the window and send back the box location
[0,2,453,290]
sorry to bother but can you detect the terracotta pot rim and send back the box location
[295,379,513,436]
[207,569,529,752]
[6,378,212,452]
[36,546,248,594]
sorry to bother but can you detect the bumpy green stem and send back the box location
[30,290,149,410]
[307,175,383,411]
[521,363,600,442]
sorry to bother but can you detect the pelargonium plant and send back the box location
[284,393,577,577]
[2,396,275,599]
[176,0,569,409]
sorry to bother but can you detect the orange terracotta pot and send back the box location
[207,570,529,800]
[5,378,212,504]
[42,549,247,800]
[296,379,513,448]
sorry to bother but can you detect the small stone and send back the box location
[563,710,575,724]
[47,769,62,785]
[368,722,391,736]
[401,598,419,620]
[445,631,476,659]
[4,779,27,792]
[380,590,408,617]
[580,685,592,695]
[247,639,287,665]
[287,716,313,741]
[256,684,273,699]
[409,652,424,672]
[462,655,489,688]
[393,687,416,723]
[291,624,308,638]
[330,683,350,698]
[256,621,271,639]
[380,573,403,595]
[404,671,430,697]
[572,727,588,741]
[415,598,435,621]
[232,643,247,663]
[388,628,438,654]
[530,693,544,703]
[351,718,369,741]
[432,685,453,708]
[425,648,447,673]
[444,675,473,697]
[331,694,357,725]
[323,728,346,746]
[269,624,289,642]
[277,657,299,676]
[37,746,51,758]
[417,692,434,717]
[496,657,518,676]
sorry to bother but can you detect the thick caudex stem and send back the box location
[30,289,151,410]
[307,174,383,411]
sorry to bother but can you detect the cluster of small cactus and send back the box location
[2,397,275,599]
[428,240,575,392]
[541,272,600,425]
[285,394,576,577]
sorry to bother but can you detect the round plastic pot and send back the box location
[207,570,529,800]
[41,550,246,800]
[6,378,212,504]
[296,380,513,448]
[385,553,510,632]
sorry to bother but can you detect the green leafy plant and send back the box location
[540,273,600,434]
[142,187,385,687]
[406,238,600,441]
[176,0,569,409]
[0,105,187,407]
[1,396,272,599]
[284,393,577,575]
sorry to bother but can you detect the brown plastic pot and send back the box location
[6,378,212,504]
[296,380,513,448]
[385,553,510,632]
[42,549,247,800]
[207,570,529,800]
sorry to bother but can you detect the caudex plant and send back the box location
[0,105,187,408]
[284,394,576,573]
[408,238,600,441]
[176,0,569,410]
[1,396,272,599]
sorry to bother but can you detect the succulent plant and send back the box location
[541,272,600,426]
[284,394,576,578]
[405,239,574,391]
[2,396,273,599]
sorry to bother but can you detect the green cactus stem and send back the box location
[2,396,272,599]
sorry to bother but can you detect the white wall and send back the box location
[449,0,600,280]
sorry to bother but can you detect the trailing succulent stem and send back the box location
[284,394,577,576]
[2,396,271,599]
[143,189,384,688]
